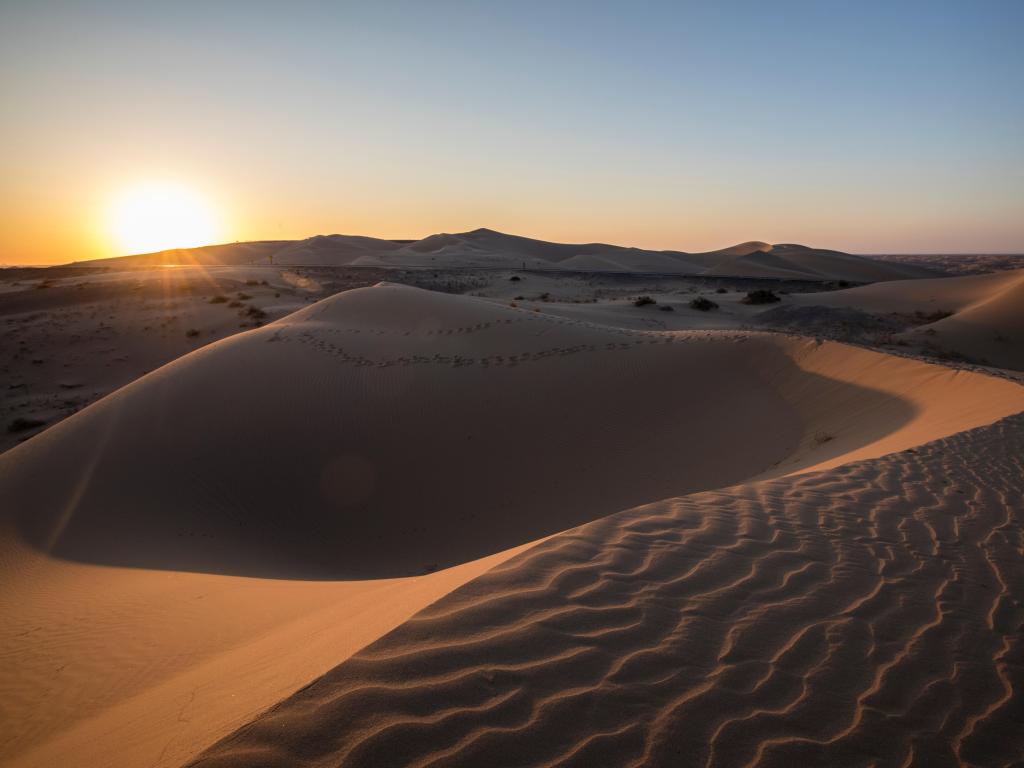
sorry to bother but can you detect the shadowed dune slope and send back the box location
[191,413,1024,768]
[2,284,1021,580]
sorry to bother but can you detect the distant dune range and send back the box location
[75,228,941,283]
[1,284,1022,767]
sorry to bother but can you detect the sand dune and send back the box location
[73,228,939,282]
[4,284,1020,578]
[77,240,289,269]
[919,271,1024,369]
[191,413,1024,768]
[683,242,938,282]
[0,531,536,768]
[268,234,405,266]
[795,268,1024,368]
[2,284,1022,767]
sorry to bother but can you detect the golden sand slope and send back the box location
[1,285,1022,768]
[190,414,1024,768]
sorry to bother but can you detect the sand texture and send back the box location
[191,414,1024,768]
[1,283,1022,767]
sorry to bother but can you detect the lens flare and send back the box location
[109,181,220,255]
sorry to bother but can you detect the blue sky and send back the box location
[2,0,1022,261]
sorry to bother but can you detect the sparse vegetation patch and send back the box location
[742,289,781,305]
[690,297,719,311]
[8,416,46,433]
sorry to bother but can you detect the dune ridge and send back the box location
[190,412,1024,768]
[73,228,939,282]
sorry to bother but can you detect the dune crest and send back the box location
[74,229,939,282]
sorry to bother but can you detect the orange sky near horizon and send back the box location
[2,2,1022,265]
[4,169,1021,265]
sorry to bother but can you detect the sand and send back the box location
[191,413,1024,767]
[794,268,1024,369]
[0,264,382,452]
[2,282,1022,767]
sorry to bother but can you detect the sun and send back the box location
[108,181,221,255]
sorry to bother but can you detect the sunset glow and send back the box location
[108,182,220,255]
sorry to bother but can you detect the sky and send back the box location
[1,0,1022,264]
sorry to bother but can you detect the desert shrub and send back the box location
[245,279,259,286]
[914,309,953,323]
[659,305,675,312]
[244,306,268,321]
[228,300,243,308]
[715,287,727,294]
[8,416,45,433]
[928,346,970,363]
[509,275,521,282]
[742,289,781,305]
[690,297,719,311]
[634,296,656,307]
[237,292,252,300]
[539,292,550,301]
[209,295,228,304]
[185,328,200,338]
[813,430,834,444]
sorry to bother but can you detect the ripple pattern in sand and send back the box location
[190,414,1024,768]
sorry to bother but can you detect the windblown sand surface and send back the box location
[2,283,1022,767]
[191,414,1024,768]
